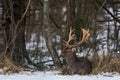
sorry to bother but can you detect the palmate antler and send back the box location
[79,28,90,44]
[64,27,90,48]
[64,27,75,46]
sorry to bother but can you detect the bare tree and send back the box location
[3,0,29,65]
[43,0,62,67]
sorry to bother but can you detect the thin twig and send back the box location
[99,0,107,9]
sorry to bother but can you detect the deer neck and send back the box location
[66,52,78,65]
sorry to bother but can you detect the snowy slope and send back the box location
[0,71,120,80]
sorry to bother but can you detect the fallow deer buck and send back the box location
[61,27,92,75]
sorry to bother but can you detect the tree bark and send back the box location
[3,0,26,65]
[67,0,76,27]
[43,0,62,67]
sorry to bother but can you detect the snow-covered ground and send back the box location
[0,71,120,80]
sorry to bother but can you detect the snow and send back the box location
[0,71,120,80]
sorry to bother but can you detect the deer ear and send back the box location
[72,48,76,52]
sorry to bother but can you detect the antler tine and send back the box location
[64,27,75,46]
[71,28,90,48]
[79,28,90,44]
[68,27,75,43]
[64,27,90,48]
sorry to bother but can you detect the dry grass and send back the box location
[91,53,120,74]
[0,55,22,74]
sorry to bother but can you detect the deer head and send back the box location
[61,27,92,75]
[61,27,90,58]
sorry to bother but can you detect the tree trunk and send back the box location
[43,0,62,67]
[67,0,76,27]
[3,0,26,65]
[107,19,110,53]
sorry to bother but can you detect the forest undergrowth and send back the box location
[91,53,120,74]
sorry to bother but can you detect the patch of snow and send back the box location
[0,71,120,80]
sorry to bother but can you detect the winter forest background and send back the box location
[0,0,119,74]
